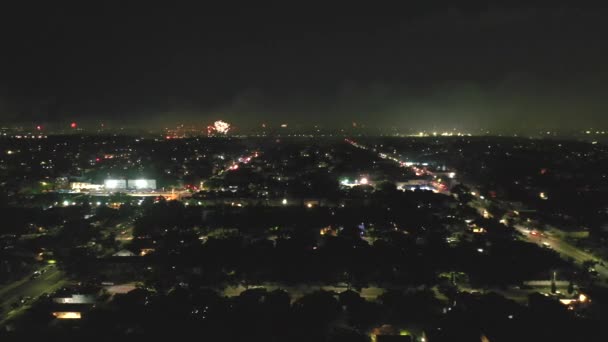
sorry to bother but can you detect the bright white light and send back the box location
[448,172,456,179]
[105,180,118,189]
[359,177,369,185]
[213,120,231,134]
[306,203,313,208]
[63,200,69,206]
[53,312,81,319]
[282,198,288,205]
[477,248,484,253]
[135,179,147,188]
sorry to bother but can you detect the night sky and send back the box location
[0,4,607,131]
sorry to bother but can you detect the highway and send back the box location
[345,138,608,289]
[0,265,67,323]
[514,225,608,283]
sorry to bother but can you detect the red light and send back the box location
[36,125,42,131]
[95,158,100,162]
[70,122,77,128]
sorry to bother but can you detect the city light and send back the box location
[53,312,81,319]
[0,10,606,341]
[105,180,119,189]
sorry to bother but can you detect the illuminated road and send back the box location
[346,138,608,288]
[514,225,608,283]
[0,266,67,323]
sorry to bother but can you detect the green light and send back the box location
[47,259,57,264]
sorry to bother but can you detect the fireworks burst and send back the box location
[208,120,231,135]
